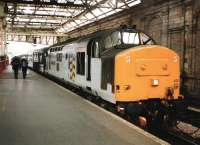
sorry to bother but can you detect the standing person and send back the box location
[21,58,28,79]
[11,56,21,79]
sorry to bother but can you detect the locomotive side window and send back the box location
[77,52,85,75]
[111,31,121,46]
[105,36,112,49]
[102,32,121,50]
[92,41,100,58]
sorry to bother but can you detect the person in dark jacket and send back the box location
[11,56,21,79]
[21,58,28,79]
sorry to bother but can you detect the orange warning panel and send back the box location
[115,45,180,102]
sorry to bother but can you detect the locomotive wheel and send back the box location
[138,116,147,128]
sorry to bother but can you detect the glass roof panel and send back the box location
[84,12,95,19]
[70,22,77,27]
[6,0,141,33]
[99,7,111,13]
[128,0,141,7]
[92,8,102,16]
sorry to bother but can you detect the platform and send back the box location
[0,66,169,145]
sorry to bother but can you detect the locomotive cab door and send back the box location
[87,40,92,81]
[90,39,102,90]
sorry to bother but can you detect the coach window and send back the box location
[65,53,68,60]
[39,54,42,62]
[77,52,85,75]
[57,53,63,62]
[56,63,59,71]
[60,47,63,51]
[92,41,100,58]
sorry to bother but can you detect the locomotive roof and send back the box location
[48,26,138,49]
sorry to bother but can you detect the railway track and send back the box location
[179,109,200,128]
[36,70,200,145]
[163,129,200,145]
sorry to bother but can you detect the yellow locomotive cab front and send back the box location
[115,45,180,102]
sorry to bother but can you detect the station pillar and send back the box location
[0,2,7,71]
[0,2,6,56]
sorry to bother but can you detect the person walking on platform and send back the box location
[21,58,28,79]
[11,56,21,79]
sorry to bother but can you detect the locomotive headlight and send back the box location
[152,79,159,86]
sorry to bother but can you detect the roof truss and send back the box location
[3,0,141,34]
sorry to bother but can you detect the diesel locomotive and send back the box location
[29,26,184,128]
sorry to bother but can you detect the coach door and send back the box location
[87,40,93,81]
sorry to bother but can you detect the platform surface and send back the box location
[0,66,168,145]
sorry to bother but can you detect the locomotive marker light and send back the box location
[173,56,178,62]
[152,79,159,86]
[117,106,125,114]
[125,55,131,64]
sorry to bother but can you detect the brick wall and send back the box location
[65,0,200,97]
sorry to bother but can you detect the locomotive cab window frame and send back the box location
[140,32,155,45]
[121,30,156,46]
[122,31,140,45]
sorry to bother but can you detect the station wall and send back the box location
[66,0,200,98]
[0,2,6,57]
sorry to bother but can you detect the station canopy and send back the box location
[5,0,141,34]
